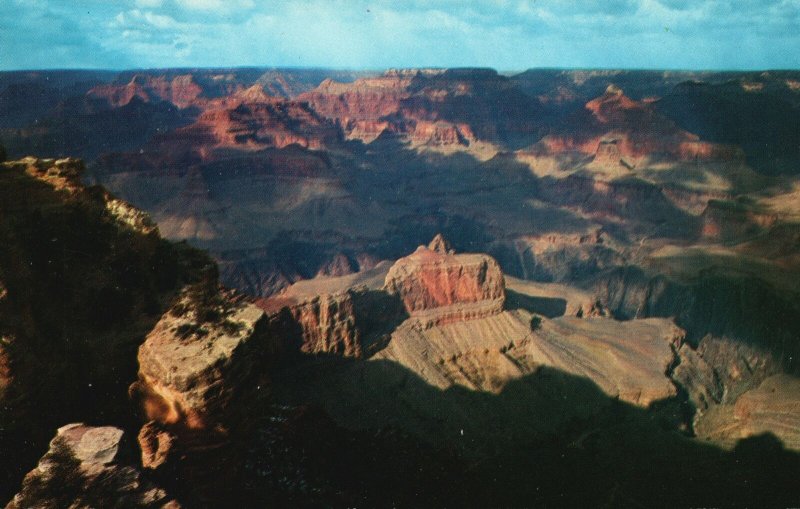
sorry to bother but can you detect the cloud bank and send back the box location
[1,0,798,70]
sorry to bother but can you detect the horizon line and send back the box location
[2,65,799,74]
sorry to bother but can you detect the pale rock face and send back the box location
[9,156,84,193]
[104,196,159,235]
[63,424,125,466]
[133,294,276,430]
[6,424,178,509]
[376,311,682,406]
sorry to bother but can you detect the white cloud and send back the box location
[2,0,798,70]
[174,0,254,11]
[135,0,163,8]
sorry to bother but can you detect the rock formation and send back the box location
[151,95,340,157]
[299,68,541,148]
[281,291,361,357]
[0,156,219,503]
[6,424,179,509]
[374,310,682,406]
[88,74,204,109]
[132,287,277,430]
[530,84,743,177]
[383,238,505,325]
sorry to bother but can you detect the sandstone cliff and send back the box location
[260,291,362,357]
[383,239,505,326]
[132,287,277,430]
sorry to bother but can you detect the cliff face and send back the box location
[0,156,216,502]
[6,423,179,509]
[132,291,277,430]
[299,68,542,148]
[127,284,284,506]
[282,291,361,357]
[383,241,506,326]
[149,94,341,157]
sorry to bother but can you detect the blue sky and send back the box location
[1,0,798,71]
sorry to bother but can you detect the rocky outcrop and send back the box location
[254,261,399,358]
[427,233,453,254]
[0,156,218,503]
[262,290,362,358]
[127,284,283,506]
[6,423,179,509]
[132,289,277,430]
[383,239,505,325]
[9,156,84,193]
[138,421,177,470]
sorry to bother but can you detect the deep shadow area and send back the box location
[351,289,409,354]
[656,80,800,176]
[594,265,800,374]
[0,162,213,502]
[261,353,800,508]
[504,288,567,318]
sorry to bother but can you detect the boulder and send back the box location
[6,424,179,509]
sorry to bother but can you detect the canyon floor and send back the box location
[1,67,799,508]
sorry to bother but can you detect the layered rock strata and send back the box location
[694,374,800,451]
[132,291,277,430]
[383,239,505,326]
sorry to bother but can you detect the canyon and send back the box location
[1,67,799,507]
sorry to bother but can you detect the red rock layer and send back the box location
[384,241,505,324]
[148,93,341,158]
[287,292,361,357]
[538,85,743,163]
[257,290,362,358]
[300,68,537,147]
[88,74,203,109]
